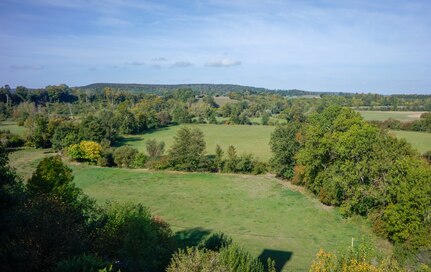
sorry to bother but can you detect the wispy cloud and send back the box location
[171,61,193,68]
[205,58,241,67]
[152,57,167,61]
[125,61,145,66]
[10,65,44,70]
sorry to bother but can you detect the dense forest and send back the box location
[1,83,431,271]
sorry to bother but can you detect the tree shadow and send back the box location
[174,227,211,249]
[258,249,293,272]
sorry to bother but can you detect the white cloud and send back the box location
[205,58,241,67]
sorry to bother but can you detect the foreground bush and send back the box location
[167,245,275,272]
[309,247,431,272]
[1,152,175,272]
[92,202,176,272]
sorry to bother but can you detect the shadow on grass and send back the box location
[174,227,211,249]
[115,126,174,147]
[258,249,293,272]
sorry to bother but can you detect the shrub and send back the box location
[97,148,116,167]
[252,161,268,175]
[167,248,226,272]
[422,150,431,163]
[146,156,170,170]
[235,154,254,173]
[67,141,102,163]
[67,143,84,161]
[0,130,25,148]
[145,139,165,159]
[113,146,138,168]
[80,141,103,162]
[223,145,238,173]
[132,152,148,168]
[309,248,406,272]
[55,254,108,272]
[93,202,175,272]
[167,245,274,272]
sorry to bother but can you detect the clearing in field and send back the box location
[389,130,431,154]
[0,121,27,136]
[357,110,425,122]
[7,149,384,272]
[120,124,275,161]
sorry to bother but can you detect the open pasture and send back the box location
[357,110,425,122]
[121,124,275,161]
[389,130,431,154]
[0,121,27,136]
[7,149,383,271]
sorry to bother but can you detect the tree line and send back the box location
[269,106,431,269]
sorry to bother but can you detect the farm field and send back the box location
[357,110,425,121]
[389,130,431,154]
[120,124,275,161]
[213,96,238,106]
[8,149,383,272]
[0,121,27,136]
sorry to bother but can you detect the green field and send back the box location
[389,130,431,153]
[121,124,275,161]
[8,149,384,272]
[214,96,238,107]
[357,111,425,122]
[0,121,27,136]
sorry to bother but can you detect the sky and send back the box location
[1,0,431,94]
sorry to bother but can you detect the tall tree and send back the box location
[168,127,206,171]
[269,122,302,179]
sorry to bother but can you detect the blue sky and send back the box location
[1,0,431,94]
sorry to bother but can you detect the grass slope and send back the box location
[8,149,383,272]
[120,124,275,161]
[357,111,425,122]
[71,166,379,272]
[389,130,431,153]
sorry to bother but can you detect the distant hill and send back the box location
[76,83,324,96]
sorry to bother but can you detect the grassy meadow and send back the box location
[0,121,27,136]
[357,110,424,122]
[389,130,431,153]
[120,124,275,161]
[9,149,384,272]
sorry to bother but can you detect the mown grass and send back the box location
[120,124,275,161]
[389,130,431,154]
[0,121,27,136]
[357,111,425,122]
[8,148,383,272]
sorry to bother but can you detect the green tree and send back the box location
[269,122,302,179]
[145,139,165,159]
[261,112,270,125]
[168,127,206,171]
[223,145,238,173]
[93,203,175,272]
[16,157,94,271]
[215,144,224,171]
[25,113,51,148]
[113,146,139,168]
